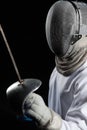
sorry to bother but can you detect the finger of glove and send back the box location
[23,92,36,109]
[27,103,45,115]
[24,109,41,123]
[23,93,45,108]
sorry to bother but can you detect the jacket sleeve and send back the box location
[45,74,87,130]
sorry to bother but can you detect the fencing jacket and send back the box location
[48,60,87,130]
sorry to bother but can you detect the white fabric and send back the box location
[22,92,62,130]
[22,92,52,126]
[48,60,87,130]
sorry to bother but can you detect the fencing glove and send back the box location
[22,92,62,130]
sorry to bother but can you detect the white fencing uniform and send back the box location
[48,60,87,130]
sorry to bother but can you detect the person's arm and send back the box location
[22,75,87,130]
[59,75,87,130]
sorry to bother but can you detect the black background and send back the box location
[0,0,87,129]
[0,0,55,129]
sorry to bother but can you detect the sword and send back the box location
[0,24,42,115]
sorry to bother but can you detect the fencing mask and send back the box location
[45,0,87,57]
[45,0,87,76]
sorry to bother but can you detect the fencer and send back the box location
[22,1,87,130]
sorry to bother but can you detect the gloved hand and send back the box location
[22,92,62,130]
